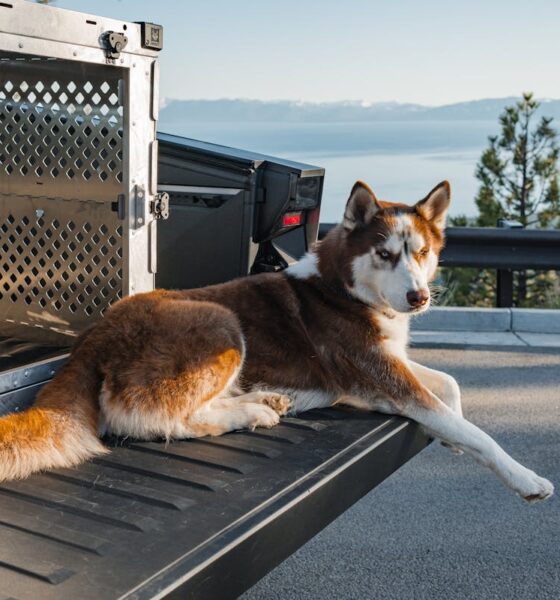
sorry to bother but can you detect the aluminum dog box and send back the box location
[0,0,163,399]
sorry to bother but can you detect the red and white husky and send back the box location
[0,181,553,501]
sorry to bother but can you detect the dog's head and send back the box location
[336,180,450,314]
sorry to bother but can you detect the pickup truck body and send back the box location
[0,2,430,597]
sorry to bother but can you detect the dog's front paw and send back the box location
[515,470,554,503]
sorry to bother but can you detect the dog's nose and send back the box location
[406,289,429,308]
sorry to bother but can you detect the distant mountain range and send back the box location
[159,98,560,124]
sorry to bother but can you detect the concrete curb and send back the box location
[410,330,560,350]
[511,308,560,334]
[411,307,560,334]
[411,307,510,332]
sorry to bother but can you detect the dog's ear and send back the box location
[415,181,450,230]
[343,181,381,231]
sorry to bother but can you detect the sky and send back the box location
[52,0,560,106]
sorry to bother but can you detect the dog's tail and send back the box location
[0,345,109,482]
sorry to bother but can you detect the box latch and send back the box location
[103,31,128,59]
[150,192,170,220]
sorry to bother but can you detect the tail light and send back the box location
[282,212,303,228]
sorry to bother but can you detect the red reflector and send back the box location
[282,212,302,227]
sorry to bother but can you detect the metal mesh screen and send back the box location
[0,54,124,201]
[0,197,123,333]
[0,54,126,334]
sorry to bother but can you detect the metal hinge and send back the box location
[150,192,170,220]
[103,31,128,60]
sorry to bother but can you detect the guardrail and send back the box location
[317,225,560,307]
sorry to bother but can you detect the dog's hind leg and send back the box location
[185,396,281,437]
[100,299,255,440]
[101,346,246,440]
[184,391,292,438]
[234,391,292,415]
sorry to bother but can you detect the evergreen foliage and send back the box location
[475,92,559,227]
[441,94,559,307]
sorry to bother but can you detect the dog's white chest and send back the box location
[376,311,410,360]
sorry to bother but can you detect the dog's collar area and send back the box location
[343,285,397,316]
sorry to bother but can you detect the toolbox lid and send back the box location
[158,132,325,177]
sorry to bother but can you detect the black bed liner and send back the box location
[0,390,429,600]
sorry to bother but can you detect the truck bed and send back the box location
[0,359,429,600]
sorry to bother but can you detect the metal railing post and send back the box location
[495,219,523,308]
[496,269,514,307]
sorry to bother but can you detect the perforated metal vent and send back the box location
[0,197,123,332]
[0,54,124,202]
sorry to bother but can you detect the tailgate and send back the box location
[0,405,428,599]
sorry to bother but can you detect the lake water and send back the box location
[158,119,500,223]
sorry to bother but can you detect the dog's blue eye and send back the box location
[379,250,390,260]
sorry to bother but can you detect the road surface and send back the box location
[243,347,560,600]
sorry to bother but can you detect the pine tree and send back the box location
[475,93,560,305]
[442,94,560,307]
[475,92,559,227]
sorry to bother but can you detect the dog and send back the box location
[0,180,554,502]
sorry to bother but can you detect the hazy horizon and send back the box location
[54,0,560,106]
[161,96,560,107]
[159,96,560,124]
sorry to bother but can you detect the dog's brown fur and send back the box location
[0,185,437,479]
[0,181,553,502]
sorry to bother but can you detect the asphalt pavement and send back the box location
[242,347,560,600]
